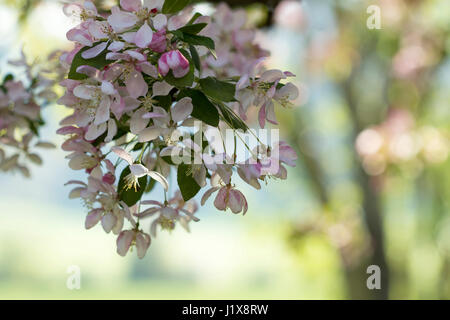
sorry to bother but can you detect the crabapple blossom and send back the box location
[58,0,299,258]
[137,191,199,237]
[116,203,152,258]
[158,50,190,78]
[0,50,57,177]
[203,184,248,215]
[111,146,169,191]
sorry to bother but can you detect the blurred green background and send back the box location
[0,0,449,299]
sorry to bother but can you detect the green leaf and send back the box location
[26,119,40,137]
[162,0,191,14]
[170,30,184,40]
[209,48,217,59]
[161,155,176,165]
[189,45,201,72]
[181,33,215,50]
[153,94,173,111]
[216,102,249,132]
[177,163,201,201]
[118,166,148,206]
[199,77,236,102]
[68,42,110,80]
[164,67,194,87]
[1,74,14,93]
[272,83,281,91]
[3,73,13,83]
[187,12,203,25]
[132,142,144,151]
[163,49,194,87]
[177,23,207,35]
[178,89,219,127]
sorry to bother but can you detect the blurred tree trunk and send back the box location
[290,112,389,299]
[341,70,390,299]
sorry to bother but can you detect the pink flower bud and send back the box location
[149,29,167,53]
[158,50,189,78]
[102,173,116,185]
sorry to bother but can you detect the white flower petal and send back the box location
[138,126,161,142]
[152,14,167,30]
[147,170,169,191]
[276,82,299,100]
[126,70,148,98]
[101,81,116,95]
[139,62,158,78]
[116,230,134,256]
[135,232,151,259]
[121,32,137,42]
[130,163,149,177]
[161,207,177,219]
[85,209,102,229]
[111,146,134,165]
[69,187,84,199]
[260,69,285,82]
[108,41,125,52]
[105,118,118,142]
[152,81,173,96]
[135,21,153,48]
[73,85,96,99]
[124,50,146,61]
[85,123,107,141]
[81,41,107,59]
[171,97,193,123]
[94,95,111,125]
[130,108,149,134]
[101,213,117,233]
[228,189,243,213]
[201,187,219,205]
[108,7,139,32]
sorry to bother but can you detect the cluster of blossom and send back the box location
[355,108,449,176]
[0,50,57,177]
[59,0,299,258]
[196,3,270,79]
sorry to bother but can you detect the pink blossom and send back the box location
[116,229,151,259]
[0,51,57,176]
[136,193,199,237]
[134,21,153,48]
[105,51,152,98]
[63,1,98,20]
[66,25,93,46]
[149,29,167,53]
[158,50,190,78]
[201,182,248,215]
[108,6,139,32]
[56,0,299,259]
[111,146,169,191]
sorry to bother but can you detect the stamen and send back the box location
[124,173,140,191]
[160,217,175,231]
